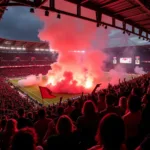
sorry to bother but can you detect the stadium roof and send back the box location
[66,0,150,33]
[0,37,49,50]
[1,0,148,41]
[0,0,150,41]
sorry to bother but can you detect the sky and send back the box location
[0,4,149,48]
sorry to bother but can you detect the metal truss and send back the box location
[0,0,149,41]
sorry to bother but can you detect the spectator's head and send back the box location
[13,113,18,120]
[38,109,46,119]
[82,100,97,116]
[105,94,115,107]
[57,106,64,116]
[18,108,25,118]
[68,100,72,107]
[131,87,140,96]
[5,119,18,133]
[56,115,74,135]
[11,128,37,150]
[27,112,33,119]
[99,92,105,102]
[128,95,141,113]
[96,114,125,150]
[47,110,51,117]
[73,100,80,109]
[119,96,127,110]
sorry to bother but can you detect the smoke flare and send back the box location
[18,0,129,93]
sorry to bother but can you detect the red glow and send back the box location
[36,0,109,93]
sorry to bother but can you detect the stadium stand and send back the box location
[0,37,150,150]
[1,0,150,150]
[0,37,58,77]
[1,72,150,150]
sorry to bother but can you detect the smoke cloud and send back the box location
[18,74,48,87]
[134,66,146,75]
[18,0,131,93]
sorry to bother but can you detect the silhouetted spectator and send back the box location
[97,92,106,112]
[77,100,99,149]
[0,119,18,150]
[70,100,81,122]
[140,94,150,138]
[89,114,126,150]
[54,106,64,123]
[136,134,150,150]
[10,128,42,150]
[100,94,120,119]
[27,112,34,123]
[64,100,74,115]
[116,96,127,116]
[123,95,141,150]
[34,109,53,144]
[47,115,79,150]
[0,119,7,132]
[17,108,33,129]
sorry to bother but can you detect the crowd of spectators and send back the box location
[0,60,53,66]
[0,77,39,115]
[0,74,150,150]
[0,51,56,77]
[0,66,51,77]
[0,51,56,66]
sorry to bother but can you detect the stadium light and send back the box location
[45,10,49,16]
[17,47,22,50]
[57,13,61,19]
[30,8,34,13]
[11,47,15,50]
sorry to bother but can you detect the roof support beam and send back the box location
[135,18,150,23]
[36,0,48,8]
[77,4,81,16]
[96,11,102,26]
[132,26,135,33]
[141,23,150,26]
[114,6,140,15]
[3,0,150,41]
[112,17,115,26]
[124,13,148,20]
[80,0,90,5]
[100,0,119,8]
[49,0,55,9]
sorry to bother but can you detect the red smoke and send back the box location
[37,0,109,93]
